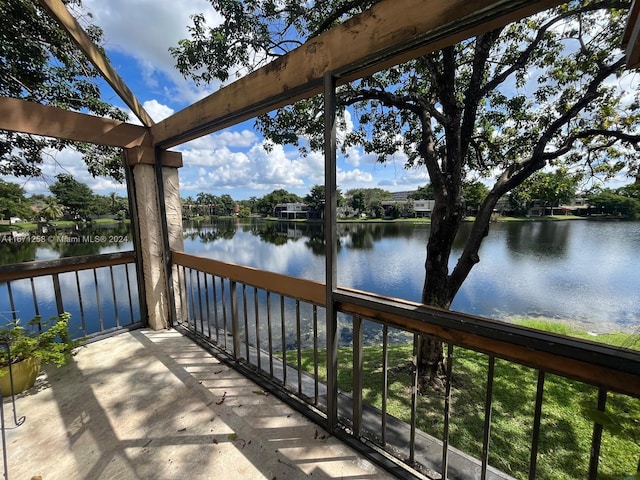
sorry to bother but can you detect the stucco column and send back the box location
[163,166,187,324]
[126,148,183,330]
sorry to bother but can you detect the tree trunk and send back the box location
[416,335,445,391]
[417,179,465,391]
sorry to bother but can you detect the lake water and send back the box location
[2,219,639,334]
[183,218,640,334]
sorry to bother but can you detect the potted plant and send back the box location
[0,312,80,396]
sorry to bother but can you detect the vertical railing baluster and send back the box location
[188,268,197,331]
[204,274,212,339]
[254,287,261,371]
[481,356,496,480]
[53,273,64,317]
[267,291,273,377]
[30,277,40,318]
[221,278,228,350]
[75,271,86,335]
[281,295,287,386]
[381,325,389,445]
[196,271,204,334]
[243,284,250,363]
[529,370,546,480]
[109,266,120,328]
[353,315,363,437]
[442,343,454,479]
[296,300,302,395]
[93,269,104,332]
[410,333,419,464]
[588,387,608,480]
[313,305,319,405]
[7,282,16,320]
[230,280,240,359]
[212,276,220,343]
[125,263,135,325]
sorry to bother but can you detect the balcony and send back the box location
[4,328,393,480]
[2,1,640,478]
[3,251,637,479]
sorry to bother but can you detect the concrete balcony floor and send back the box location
[3,329,394,480]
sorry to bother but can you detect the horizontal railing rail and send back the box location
[0,252,142,339]
[334,288,640,397]
[172,251,640,480]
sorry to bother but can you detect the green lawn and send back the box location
[295,326,640,480]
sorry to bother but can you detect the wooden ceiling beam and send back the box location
[151,0,563,148]
[0,97,182,167]
[0,96,147,148]
[37,0,155,127]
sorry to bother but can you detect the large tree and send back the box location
[0,180,32,220]
[0,0,127,180]
[509,168,581,215]
[49,174,93,219]
[172,0,640,387]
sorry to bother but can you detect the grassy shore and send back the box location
[294,321,639,480]
[257,214,590,223]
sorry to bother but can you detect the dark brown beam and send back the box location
[38,0,155,127]
[0,96,147,148]
[151,0,563,148]
[0,96,182,167]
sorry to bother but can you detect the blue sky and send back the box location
[7,1,637,201]
[9,0,429,201]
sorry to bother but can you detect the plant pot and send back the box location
[0,357,41,396]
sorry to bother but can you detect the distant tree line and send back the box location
[0,175,129,223]
[182,173,640,221]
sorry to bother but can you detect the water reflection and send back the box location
[503,221,571,258]
[2,219,639,334]
[183,219,640,333]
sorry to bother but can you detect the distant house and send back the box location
[273,202,309,219]
[527,197,589,216]
[413,199,435,218]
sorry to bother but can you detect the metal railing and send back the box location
[172,251,640,480]
[0,251,143,339]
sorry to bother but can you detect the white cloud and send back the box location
[128,99,175,124]
[81,0,223,104]
[185,129,259,150]
[337,168,374,188]
[7,148,127,196]
[178,141,321,196]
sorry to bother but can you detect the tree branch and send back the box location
[339,88,424,116]
[533,56,626,160]
[544,128,640,160]
[461,29,503,157]
[482,1,629,95]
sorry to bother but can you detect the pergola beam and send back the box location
[150,0,563,148]
[37,0,155,128]
[0,96,182,167]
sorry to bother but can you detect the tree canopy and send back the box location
[588,188,640,217]
[0,179,31,220]
[49,174,94,219]
[173,0,639,296]
[0,0,127,180]
[173,0,640,385]
[508,168,581,215]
